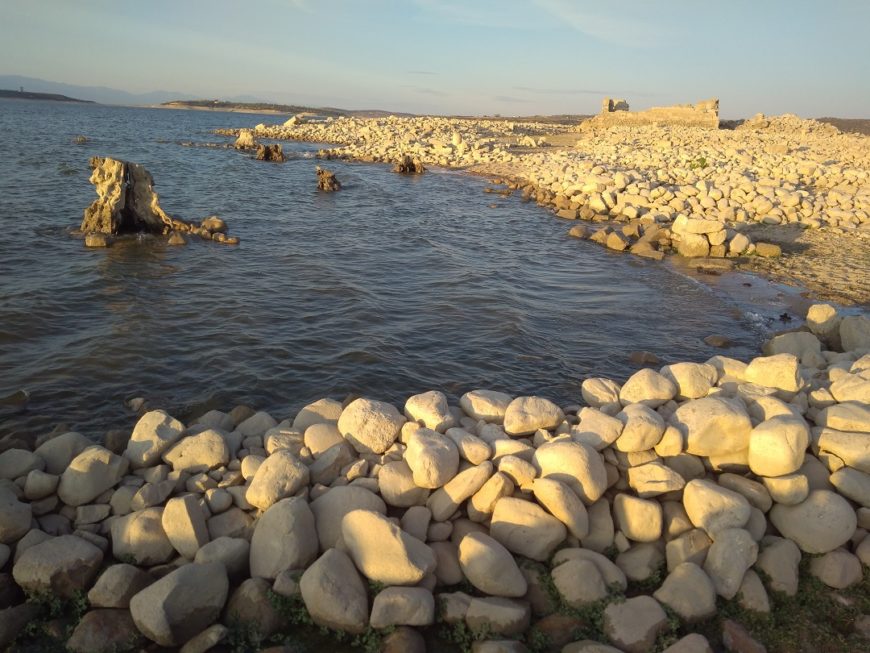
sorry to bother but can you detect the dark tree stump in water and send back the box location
[316,166,341,191]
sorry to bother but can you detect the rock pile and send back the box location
[80,157,238,246]
[0,303,868,651]
[316,166,341,191]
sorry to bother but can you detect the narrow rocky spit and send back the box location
[217,112,870,305]
[0,304,868,652]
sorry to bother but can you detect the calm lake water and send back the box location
[0,99,775,440]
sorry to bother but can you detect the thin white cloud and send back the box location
[533,0,662,47]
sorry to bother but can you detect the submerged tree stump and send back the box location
[392,155,425,175]
[255,144,285,162]
[81,157,175,235]
[80,157,238,245]
[316,166,341,191]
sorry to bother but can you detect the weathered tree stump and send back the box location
[316,166,341,191]
[80,157,237,245]
[81,157,176,235]
[255,144,285,162]
[392,155,425,174]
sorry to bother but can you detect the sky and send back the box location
[2,0,869,118]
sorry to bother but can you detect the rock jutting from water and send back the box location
[0,302,868,651]
[79,156,238,246]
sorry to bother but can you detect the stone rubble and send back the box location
[0,301,868,651]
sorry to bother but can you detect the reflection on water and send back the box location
[0,99,773,441]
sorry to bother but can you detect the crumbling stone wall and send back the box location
[586,98,720,129]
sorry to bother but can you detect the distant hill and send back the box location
[816,117,870,136]
[0,88,93,103]
[0,74,200,106]
[162,99,413,118]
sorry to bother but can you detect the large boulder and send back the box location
[245,450,309,510]
[249,497,318,579]
[293,397,343,432]
[0,486,31,544]
[111,508,175,566]
[503,396,565,436]
[33,431,91,475]
[744,354,801,393]
[12,534,103,598]
[129,562,229,646]
[369,587,435,628]
[532,441,607,504]
[162,430,229,473]
[57,445,128,507]
[88,564,152,608]
[405,390,455,432]
[124,410,185,469]
[683,479,751,536]
[671,397,752,457]
[619,369,677,407]
[67,609,145,653]
[405,428,459,488]
[341,509,435,585]
[460,389,513,423]
[702,528,758,599]
[458,531,527,597]
[300,548,369,634]
[310,486,387,550]
[603,595,668,653]
[769,490,857,553]
[338,398,406,454]
[747,415,809,477]
[490,497,567,561]
[162,495,209,559]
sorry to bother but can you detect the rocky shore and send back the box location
[217,111,870,305]
[0,303,868,652]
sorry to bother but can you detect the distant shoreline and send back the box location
[156,102,291,116]
[0,88,93,103]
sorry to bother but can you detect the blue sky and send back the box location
[2,0,869,117]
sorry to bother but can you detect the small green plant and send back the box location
[437,620,491,653]
[352,626,393,653]
[224,618,264,653]
[268,589,313,627]
[525,626,551,653]
[688,156,709,170]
